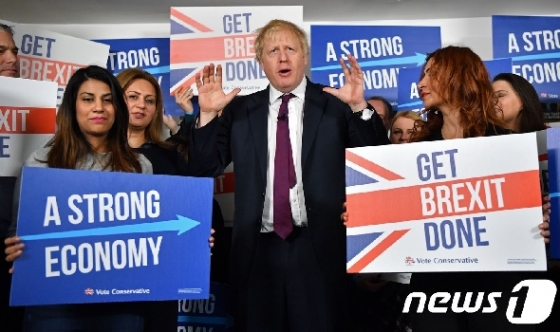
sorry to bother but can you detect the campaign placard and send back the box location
[0,19,109,107]
[214,163,234,227]
[169,6,303,96]
[11,167,213,306]
[310,25,441,104]
[0,77,57,176]
[547,128,560,258]
[346,133,546,273]
[178,283,233,331]
[396,58,513,112]
[93,38,189,117]
[492,15,560,105]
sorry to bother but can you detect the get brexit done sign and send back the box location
[11,167,213,306]
[169,6,303,96]
[345,133,546,273]
[0,20,109,107]
[0,77,57,177]
[493,15,560,102]
[396,58,513,111]
[310,25,441,104]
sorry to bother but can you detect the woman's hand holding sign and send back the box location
[540,195,551,243]
[5,236,23,273]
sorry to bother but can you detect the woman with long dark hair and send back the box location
[492,73,547,133]
[4,65,151,331]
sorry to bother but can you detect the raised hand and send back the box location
[174,86,194,114]
[195,63,241,114]
[323,54,368,112]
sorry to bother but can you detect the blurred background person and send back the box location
[492,73,547,133]
[409,46,550,332]
[0,22,24,332]
[367,96,393,130]
[493,72,559,332]
[5,65,151,332]
[390,111,425,144]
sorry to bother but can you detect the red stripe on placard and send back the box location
[0,107,56,134]
[170,69,203,95]
[18,55,84,87]
[170,8,213,32]
[215,172,234,194]
[170,34,256,63]
[539,154,548,162]
[346,151,404,181]
[346,170,541,227]
[347,229,409,273]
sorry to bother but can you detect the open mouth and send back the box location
[279,69,291,76]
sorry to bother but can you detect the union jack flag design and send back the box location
[169,8,215,96]
[84,288,94,295]
[169,7,304,97]
[346,150,410,273]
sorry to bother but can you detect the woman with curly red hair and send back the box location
[409,46,550,332]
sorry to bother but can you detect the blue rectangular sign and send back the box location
[178,282,233,331]
[93,38,197,116]
[11,167,213,306]
[548,128,560,258]
[396,58,513,111]
[492,15,560,102]
[310,25,441,104]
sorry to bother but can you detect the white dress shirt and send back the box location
[261,78,308,232]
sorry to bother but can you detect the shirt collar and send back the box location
[269,76,307,104]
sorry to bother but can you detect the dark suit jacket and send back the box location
[189,78,389,315]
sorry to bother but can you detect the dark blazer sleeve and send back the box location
[187,100,238,178]
[349,105,391,146]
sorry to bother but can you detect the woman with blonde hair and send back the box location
[389,110,424,144]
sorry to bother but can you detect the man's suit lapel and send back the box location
[302,80,326,170]
[247,88,270,184]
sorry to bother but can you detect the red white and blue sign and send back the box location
[396,58,513,111]
[492,15,560,102]
[169,6,303,96]
[11,167,213,306]
[345,133,546,273]
[310,25,441,104]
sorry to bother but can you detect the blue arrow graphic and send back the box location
[311,52,426,72]
[178,315,234,327]
[512,52,560,62]
[114,65,169,76]
[19,215,200,241]
[398,101,423,109]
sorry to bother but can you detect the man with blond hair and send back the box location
[189,19,389,331]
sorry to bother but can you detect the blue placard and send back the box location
[396,58,514,111]
[492,15,560,102]
[548,128,560,258]
[11,167,212,306]
[310,25,441,104]
[93,38,197,116]
[178,282,233,332]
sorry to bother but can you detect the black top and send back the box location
[134,142,189,176]
[135,141,229,284]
